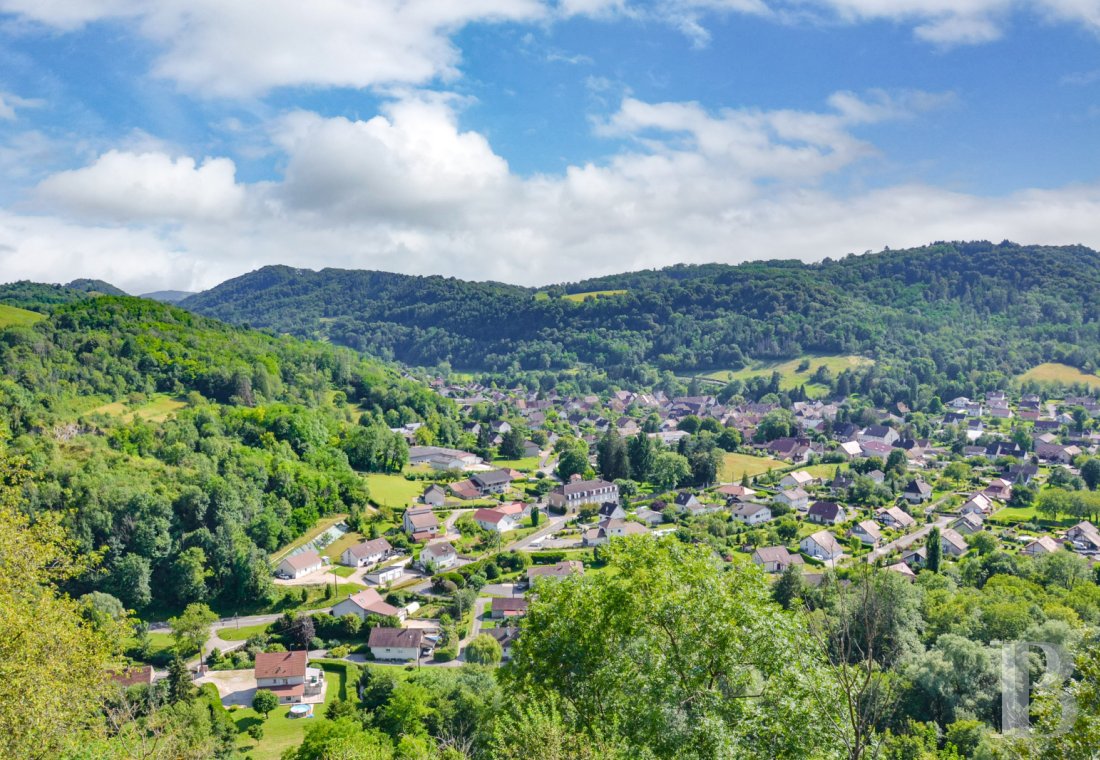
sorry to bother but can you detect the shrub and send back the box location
[247,724,264,740]
[329,645,350,658]
[434,646,458,662]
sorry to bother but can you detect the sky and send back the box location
[0,1,1099,293]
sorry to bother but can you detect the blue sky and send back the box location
[0,1,1099,292]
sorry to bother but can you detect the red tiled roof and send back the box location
[255,650,307,680]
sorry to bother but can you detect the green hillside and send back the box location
[0,303,45,328]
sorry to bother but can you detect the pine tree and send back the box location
[926,527,942,574]
[772,564,804,610]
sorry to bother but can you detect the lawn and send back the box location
[217,622,273,642]
[697,354,873,398]
[88,394,188,423]
[492,456,540,472]
[989,506,1077,528]
[233,662,354,760]
[720,452,787,482]
[0,303,45,328]
[123,631,179,667]
[321,530,365,562]
[561,289,628,302]
[364,472,426,507]
[1019,362,1100,389]
[799,462,849,480]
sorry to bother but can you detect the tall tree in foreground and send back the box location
[505,536,842,759]
[926,528,942,574]
[0,450,122,758]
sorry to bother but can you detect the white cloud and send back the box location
[0,92,43,120]
[0,0,546,97]
[35,150,245,222]
[6,89,1100,294]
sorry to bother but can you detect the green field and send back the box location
[365,472,426,506]
[561,289,628,302]
[1019,362,1100,389]
[233,662,352,759]
[492,456,540,472]
[0,303,45,328]
[88,394,188,423]
[697,354,873,397]
[123,630,179,667]
[720,452,787,482]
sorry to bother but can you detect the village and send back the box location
[171,376,1100,719]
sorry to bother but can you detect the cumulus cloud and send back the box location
[0,0,546,97]
[7,90,1100,294]
[35,150,246,222]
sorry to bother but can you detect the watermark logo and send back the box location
[1000,640,1076,737]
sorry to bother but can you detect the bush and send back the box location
[329,645,350,658]
[309,637,324,650]
[434,646,458,662]
[465,633,503,665]
[247,724,264,740]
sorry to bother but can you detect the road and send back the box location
[867,514,951,562]
[506,512,570,551]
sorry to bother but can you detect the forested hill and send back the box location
[0,296,458,614]
[179,242,1100,382]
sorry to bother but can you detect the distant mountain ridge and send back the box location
[140,290,196,304]
[179,242,1100,393]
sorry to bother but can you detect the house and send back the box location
[850,520,883,546]
[765,437,811,462]
[674,492,701,512]
[488,627,520,660]
[901,547,927,569]
[752,545,804,573]
[887,562,917,580]
[837,440,864,459]
[775,488,810,512]
[491,597,529,619]
[732,502,773,525]
[876,506,916,530]
[368,627,425,662]
[858,425,899,445]
[960,493,994,517]
[340,538,393,568]
[1067,521,1100,552]
[276,550,323,580]
[807,501,847,525]
[419,542,458,571]
[527,560,584,586]
[716,484,757,500]
[940,528,968,557]
[331,588,405,622]
[583,519,648,546]
[548,479,619,512]
[448,479,481,501]
[1022,536,1062,556]
[780,470,816,490]
[403,508,441,541]
[108,666,154,689]
[255,651,320,704]
[867,469,886,484]
[470,469,513,496]
[598,502,627,521]
[800,530,844,561]
[422,484,447,507]
[1005,464,1039,485]
[951,513,984,535]
[982,478,1013,501]
[522,440,542,457]
[902,479,933,504]
[473,507,519,533]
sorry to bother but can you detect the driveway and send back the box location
[507,514,570,551]
[274,566,361,587]
[196,669,258,707]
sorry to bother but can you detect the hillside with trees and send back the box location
[0,296,457,615]
[179,242,1100,406]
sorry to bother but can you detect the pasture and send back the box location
[1019,362,1100,389]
